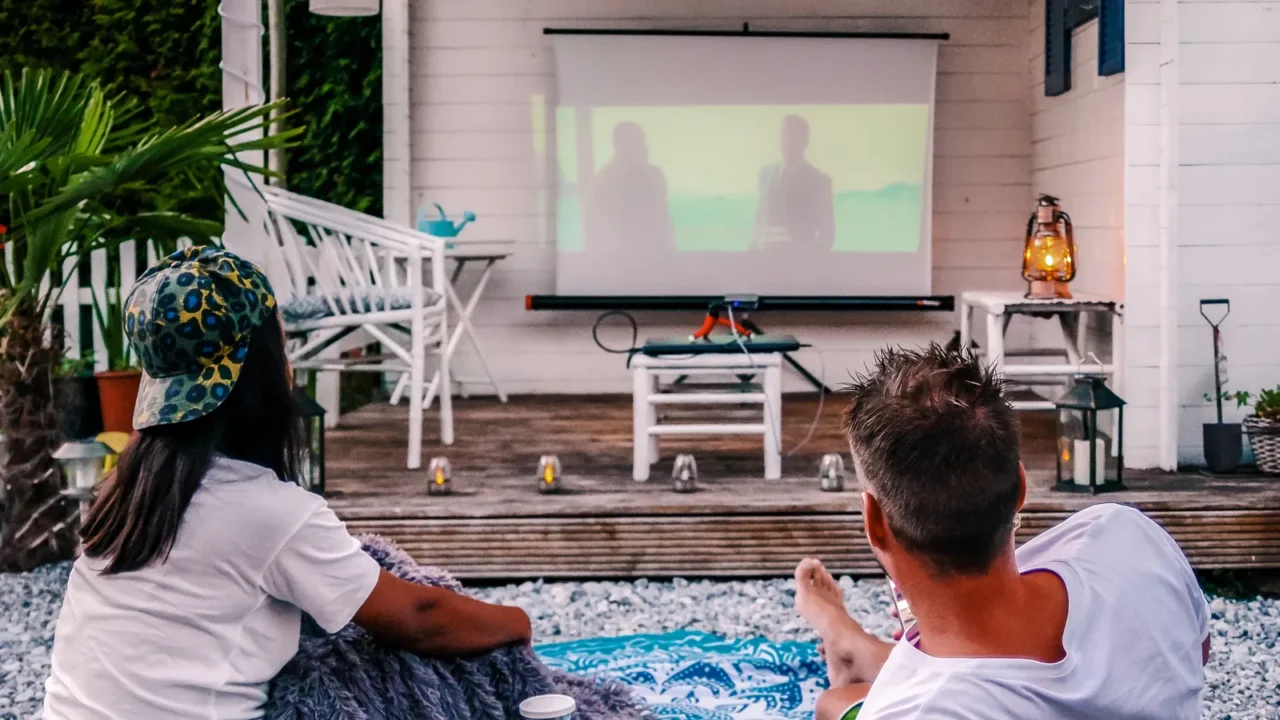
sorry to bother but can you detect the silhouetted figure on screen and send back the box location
[584,121,674,253]
[754,115,835,251]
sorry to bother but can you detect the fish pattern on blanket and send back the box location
[537,631,829,720]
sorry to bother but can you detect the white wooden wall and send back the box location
[1125,0,1280,468]
[1028,11,1124,301]
[394,0,1034,395]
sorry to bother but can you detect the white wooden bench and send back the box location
[632,353,783,481]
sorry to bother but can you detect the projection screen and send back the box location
[548,32,941,297]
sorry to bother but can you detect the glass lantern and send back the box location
[818,453,845,492]
[671,454,698,493]
[536,455,562,494]
[427,456,453,496]
[292,389,327,495]
[1054,375,1125,494]
[1023,194,1076,299]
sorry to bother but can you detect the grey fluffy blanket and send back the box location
[265,535,651,720]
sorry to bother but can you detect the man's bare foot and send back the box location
[795,558,892,687]
[795,558,851,637]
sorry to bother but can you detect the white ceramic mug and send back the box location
[519,694,576,720]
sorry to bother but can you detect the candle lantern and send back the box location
[1054,375,1125,494]
[1022,194,1076,299]
[818,453,845,492]
[671,454,698,493]
[536,455,562,494]
[292,389,327,495]
[427,456,453,495]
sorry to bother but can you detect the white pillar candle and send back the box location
[1073,439,1107,486]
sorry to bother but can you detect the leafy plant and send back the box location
[54,350,93,378]
[0,0,382,216]
[1,68,298,321]
[1203,390,1252,408]
[0,67,296,571]
[90,266,134,372]
[1250,386,1280,422]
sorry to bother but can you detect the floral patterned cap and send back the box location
[125,246,277,429]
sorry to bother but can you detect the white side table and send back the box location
[389,239,515,407]
[958,291,1124,410]
[632,353,783,481]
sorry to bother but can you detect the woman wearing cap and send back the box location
[43,247,532,719]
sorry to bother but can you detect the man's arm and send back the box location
[353,569,532,657]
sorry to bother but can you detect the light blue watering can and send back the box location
[417,203,476,237]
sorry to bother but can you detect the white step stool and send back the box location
[632,353,783,481]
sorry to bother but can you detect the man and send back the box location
[754,114,835,251]
[583,121,674,253]
[796,345,1210,719]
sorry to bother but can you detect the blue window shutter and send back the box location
[1045,0,1071,96]
[1098,0,1125,76]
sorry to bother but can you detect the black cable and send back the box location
[592,310,639,355]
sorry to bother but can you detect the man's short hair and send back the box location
[843,344,1021,575]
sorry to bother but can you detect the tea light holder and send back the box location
[671,454,698,493]
[818,453,845,492]
[427,456,453,495]
[536,455,562,494]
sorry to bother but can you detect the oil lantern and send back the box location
[1054,375,1125,494]
[1023,194,1076,299]
[292,389,327,495]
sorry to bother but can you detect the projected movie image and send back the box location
[556,104,928,257]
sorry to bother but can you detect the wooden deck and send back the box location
[325,395,1280,579]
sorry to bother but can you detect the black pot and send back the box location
[57,375,104,441]
[1203,422,1242,473]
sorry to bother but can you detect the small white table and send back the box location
[632,353,783,481]
[391,239,515,407]
[958,291,1123,411]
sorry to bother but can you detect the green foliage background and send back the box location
[0,0,382,217]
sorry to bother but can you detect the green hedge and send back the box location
[0,0,381,218]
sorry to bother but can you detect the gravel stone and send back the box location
[2,563,1276,719]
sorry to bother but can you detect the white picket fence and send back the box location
[4,239,187,372]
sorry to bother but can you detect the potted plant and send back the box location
[55,351,103,441]
[0,68,293,570]
[1242,386,1280,475]
[91,274,141,433]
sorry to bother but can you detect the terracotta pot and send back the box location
[95,370,142,434]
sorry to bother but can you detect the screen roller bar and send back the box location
[543,28,951,41]
[525,295,956,312]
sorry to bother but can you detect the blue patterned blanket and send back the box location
[536,631,828,720]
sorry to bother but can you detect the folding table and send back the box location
[390,239,515,407]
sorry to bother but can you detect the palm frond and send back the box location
[24,101,294,225]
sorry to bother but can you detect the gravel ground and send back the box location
[2,565,1276,719]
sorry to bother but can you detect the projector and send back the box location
[721,294,760,311]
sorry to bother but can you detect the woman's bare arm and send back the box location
[352,570,531,657]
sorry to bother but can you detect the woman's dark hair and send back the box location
[81,319,301,574]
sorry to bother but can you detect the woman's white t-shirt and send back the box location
[43,456,382,720]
